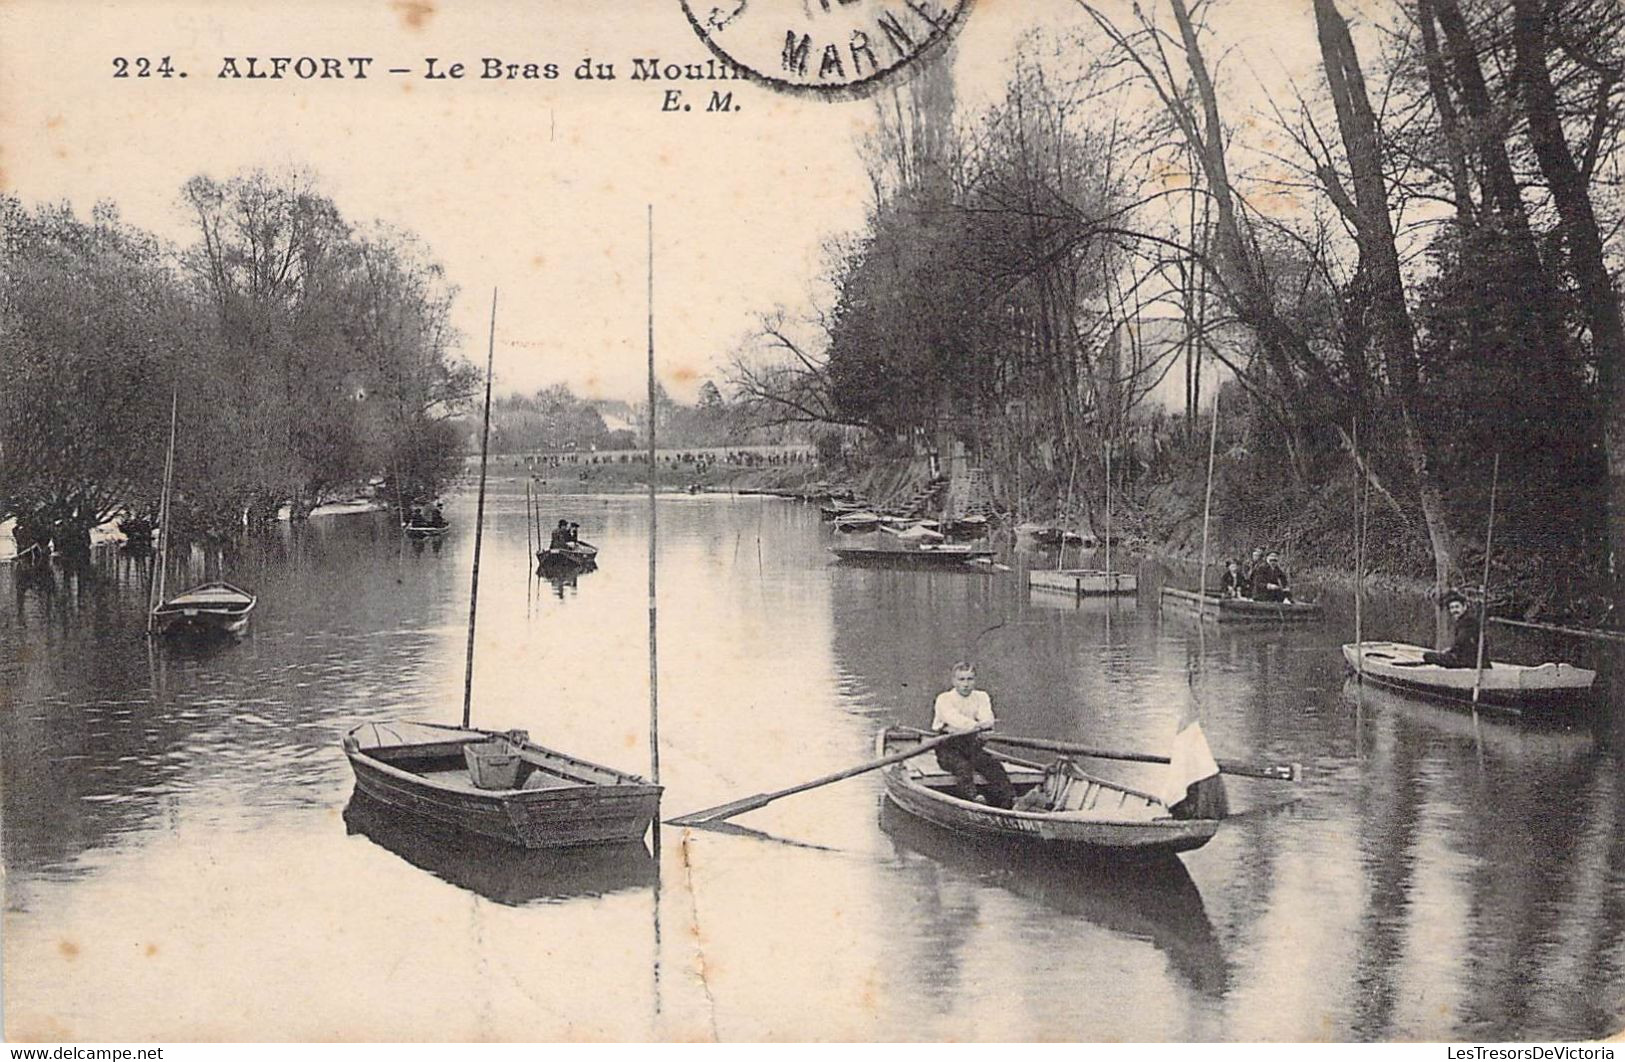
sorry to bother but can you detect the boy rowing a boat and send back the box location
[932,662,1016,809]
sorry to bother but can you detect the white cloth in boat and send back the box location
[932,689,995,733]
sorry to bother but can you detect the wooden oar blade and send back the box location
[667,793,776,827]
[1215,758,1301,782]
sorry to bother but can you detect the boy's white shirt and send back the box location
[932,689,995,733]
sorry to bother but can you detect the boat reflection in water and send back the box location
[343,792,658,906]
[540,567,593,599]
[878,800,1229,997]
[1340,677,1599,754]
[409,535,445,557]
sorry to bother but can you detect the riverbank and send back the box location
[814,451,1616,629]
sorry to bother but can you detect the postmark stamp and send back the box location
[678,0,972,98]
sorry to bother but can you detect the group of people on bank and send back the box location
[1218,547,1293,602]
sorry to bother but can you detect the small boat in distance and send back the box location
[1160,587,1322,623]
[402,521,451,539]
[151,580,257,637]
[343,722,662,849]
[819,500,867,521]
[537,541,599,572]
[833,511,882,532]
[876,728,1219,856]
[1342,641,1596,716]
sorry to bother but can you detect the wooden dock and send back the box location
[1028,569,1137,597]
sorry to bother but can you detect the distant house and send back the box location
[1109,316,1240,415]
[588,398,636,435]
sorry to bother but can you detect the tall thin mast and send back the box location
[1197,393,1220,602]
[647,206,661,786]
[147,389,178,635]
[1105,422,1113,586]
[462,289,498,729]
[1353,420,1366,671]
[1471,453,1501,708]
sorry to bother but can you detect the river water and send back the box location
[4,482,1622,1041]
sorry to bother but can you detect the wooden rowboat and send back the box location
[1029,568,1137,597]
[830,542,995,567]
[876,728,1219,856]
[151,580,256,637]
[1160,586,1322,623]
[1341,641,1596,715]
[343,720,662,849]
[536,542,599,572]
[833,511,883,532]
[819,501,866,520]
[402,522,451,539]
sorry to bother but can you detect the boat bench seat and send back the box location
[520,770,585,790]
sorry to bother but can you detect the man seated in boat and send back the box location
[568,522,581,544]
[1419,591,1491,668]
[548,519,572,550]
[428,503,447,528]
[1219,559,1245,599]
[1242,547,1265,595]
[1250,551,1292,602]
[931,662,1016,810]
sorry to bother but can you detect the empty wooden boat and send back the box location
[834,511,883,532]
[819,500,867,520]
[1029,568,1137,597]
[876,728,1219,856]
[1341,641,1596,715]
[343,721,662,849]
[151,580,256,637]
[881,521,945,542]
[1160,587,1322,623]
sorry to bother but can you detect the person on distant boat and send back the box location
[549,519,571,550]
[429,503,446,528]
[1242,547,1265,597]
[1421,591,1491,668]
[408,505,425,527]
[931,662,1015,810]
[1219,559,1245,599]
[568,522,581,544]
[1251,550,1292,602]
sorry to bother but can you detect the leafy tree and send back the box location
[0,198,196,553]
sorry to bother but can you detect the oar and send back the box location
[986,734,1300,782]
[667,731,959,826]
